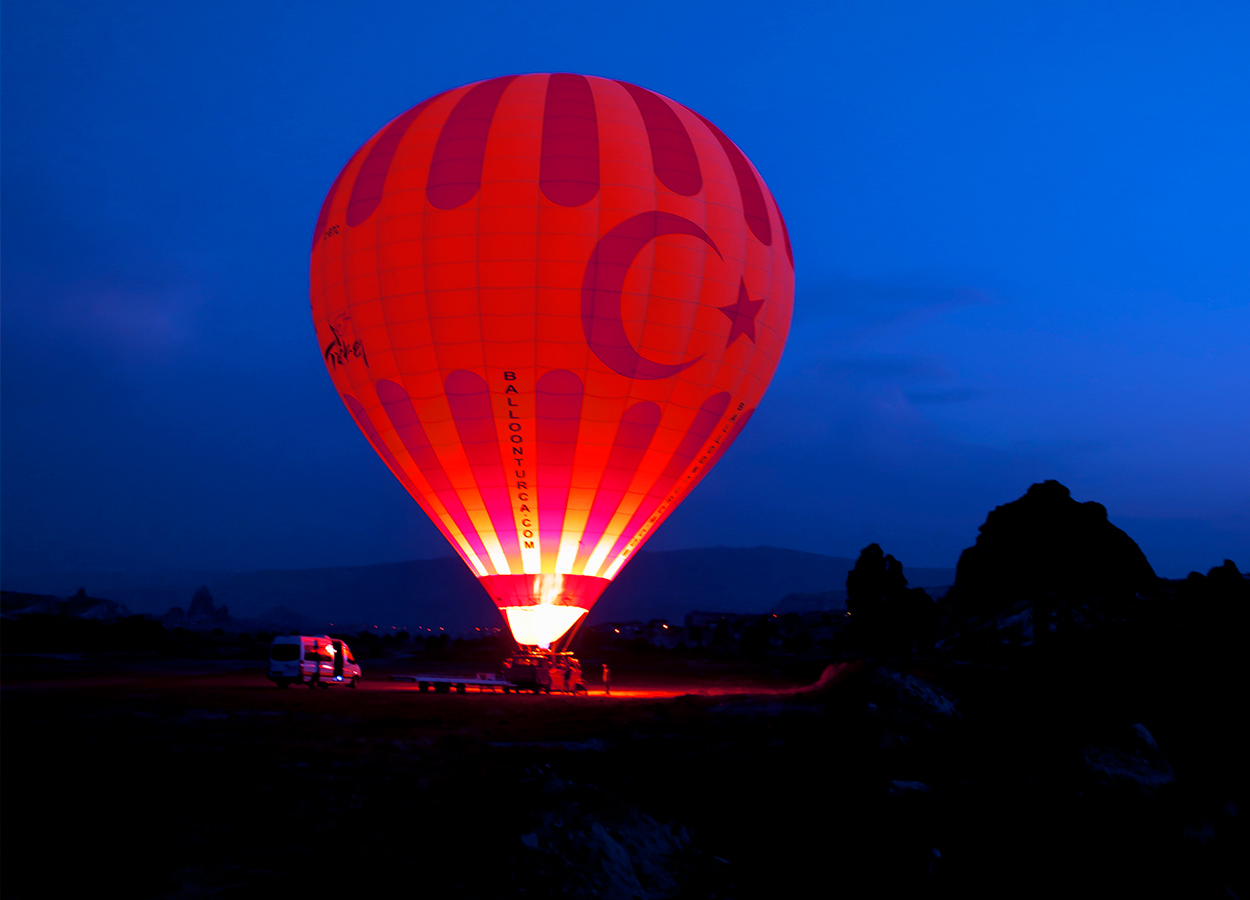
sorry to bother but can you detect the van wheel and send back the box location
[349,677,358,689]
[275,680,290,689]
[318,681,329,690]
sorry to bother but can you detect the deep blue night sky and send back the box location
[3,0,1247,582]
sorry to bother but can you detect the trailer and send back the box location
[389,672,514,694]
[391,651,588,695]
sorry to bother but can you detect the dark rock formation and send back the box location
[1170,558,1249,645]
[1081,723,1174,795]
[847,543,908,614]
[514,768,697,900]
[1,589,131,621]
[846,543,938,655]
[1182,559,1250,606]
[946,480,1157,623]
[1,591,68,617]
[183,586,233,628]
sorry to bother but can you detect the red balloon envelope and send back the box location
[311,74,794,648]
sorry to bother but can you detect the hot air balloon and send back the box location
[311,74,793,651]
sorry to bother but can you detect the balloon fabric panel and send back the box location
[312,165,347,251]
[690,112,773,247]
[376,379,493,574]
[617,82,702,196]
[347,92,446,227]
[446,370,523,570]
[535,370,583,569]
[310,73,793,647]
[541,74,599,207]
[575,401,662,575]
[427,76,517,210]
[601,390,730,565]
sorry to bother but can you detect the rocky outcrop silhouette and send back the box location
[846,543,908,613]
[168,585,233,629]
[514,768,696,900]
[1,589,162,653]
[1176,559,1249,608]
[846,543,938,655]
[1170,558,1249,649]
[1,588,132,621]
[945,480,1157,625]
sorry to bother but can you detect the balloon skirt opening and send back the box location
[502,605,588,649]
[480,573,610,649]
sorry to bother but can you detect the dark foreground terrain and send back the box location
[3,647,1242,900]
[4,483,1245,897]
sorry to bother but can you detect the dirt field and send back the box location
[3,654,1238,899]
[3,659,805,898]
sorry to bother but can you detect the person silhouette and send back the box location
[603,664,611,695]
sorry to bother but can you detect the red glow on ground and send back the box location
[369,681,792,700]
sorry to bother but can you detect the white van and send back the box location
[268,635,362,689]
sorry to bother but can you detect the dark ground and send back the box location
[3,642,1243,900]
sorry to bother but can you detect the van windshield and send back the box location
[270,644,300,661]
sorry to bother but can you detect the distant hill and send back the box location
[1,588,133,621]
[770,565,956,614]
[590,546,858,623]
[2,548,953,634]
